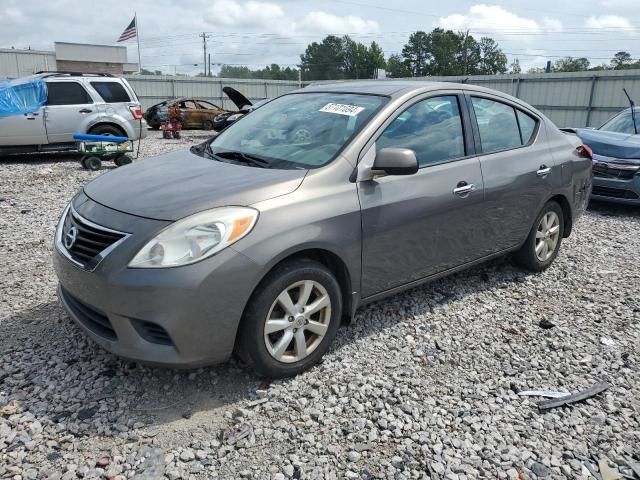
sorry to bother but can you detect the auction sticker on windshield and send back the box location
[319,103,365,116]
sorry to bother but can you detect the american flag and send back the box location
[117,17,137,42]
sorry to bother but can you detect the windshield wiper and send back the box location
[214,150,271,168]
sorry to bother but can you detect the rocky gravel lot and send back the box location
[0,131,639,480]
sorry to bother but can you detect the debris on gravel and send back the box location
[1,131,639,479]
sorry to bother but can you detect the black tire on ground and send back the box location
[203,120,214,130]
[84,156,102,171]
[172,131,181,139]
[80,155,89,169]
[513,201,564,272]
[235,259,343,378]
[114,155,133,167]
[88,125,125,137]
[163,130,172,139]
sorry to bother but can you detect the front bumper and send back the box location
[591,175,640,205]
[53,195,261,367]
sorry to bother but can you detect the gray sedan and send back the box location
[53,81,592,377]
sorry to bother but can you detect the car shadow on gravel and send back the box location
[2,256,532,440]
[588,199,640,218]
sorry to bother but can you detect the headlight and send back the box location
[227,113,243,121]
[129,207,258,268]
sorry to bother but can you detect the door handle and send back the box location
[79,108,93,114]
[453,182,475,197]
[537,165,551,177]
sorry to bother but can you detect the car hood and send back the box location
[576,128,640,160]
[223,86,252,110]
[83,148,307,221]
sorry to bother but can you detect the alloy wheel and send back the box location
[263,280,332,363]
[535,211,560,262]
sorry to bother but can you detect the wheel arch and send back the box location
[548,193,573,238]
[88,122,127,137]
[241,247,356,330]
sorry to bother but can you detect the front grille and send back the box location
[60,207,126,268]
[592,186,640,199]
[593,163,639,180]
[131,319,173,346]
[60,287,117,341]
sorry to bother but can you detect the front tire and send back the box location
[236,259,342,378]
[513,201,564,272]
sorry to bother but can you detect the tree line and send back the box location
[199,30,640,80]
[522,51,640,74]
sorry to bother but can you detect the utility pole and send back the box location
[200,32,211,76]
[208,54,211,77]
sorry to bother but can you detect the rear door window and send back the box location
[198,101,221,110]
[471,97,522,153]
[377,95,466,167]
[90,81,131,103]
[46,82,93,105]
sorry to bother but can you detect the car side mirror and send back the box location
[372,148,419,176]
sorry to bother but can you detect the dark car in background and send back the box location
[53,81,592,377]
[569,106,640,205]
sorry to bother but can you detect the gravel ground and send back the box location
[0,131,639,480]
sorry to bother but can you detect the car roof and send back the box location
[300,80,458,96]
[296,80,539,115]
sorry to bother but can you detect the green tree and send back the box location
[300,35,345,80]
[401,31,431,76]
[218,65,252,78]
[368,41,386,73]
[611,51,633,70]
[477,37,508,74]
[424,28,469,76]
[386,53,411,78]
[343,36,372,79]
[553,57,590,72]
[527,67,547,74]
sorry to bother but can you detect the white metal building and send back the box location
[0,43,138,79]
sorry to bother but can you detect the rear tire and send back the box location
[203,120,214,130]
[83,156,102,171]
[513,201,564,272]
[114,155,132,167]
[88,125,125,137]
[236,259,342,378]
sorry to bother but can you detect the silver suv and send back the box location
[0,72,147,152]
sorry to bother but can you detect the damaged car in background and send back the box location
[564,89,640,205]
[143,87,265,131]
[143,97,226,130]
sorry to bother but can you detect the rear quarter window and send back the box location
[90,82,131,103]
[517,110,537,144]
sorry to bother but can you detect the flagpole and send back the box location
[135,12,141,73]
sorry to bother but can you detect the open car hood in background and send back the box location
[223,87,253,110]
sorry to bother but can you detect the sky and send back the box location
[1,0,639,75]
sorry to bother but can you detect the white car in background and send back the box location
[0,72,147,153]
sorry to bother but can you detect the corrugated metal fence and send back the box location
[409,70,640,128]
[125,70,640,128]
[124,75,303,111]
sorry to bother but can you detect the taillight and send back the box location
[129,106,143,120]
[576,144,593,161]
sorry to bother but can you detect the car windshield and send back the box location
[599,108,640,134]
[205,92,387,169]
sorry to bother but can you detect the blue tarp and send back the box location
[0,77,48,119]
